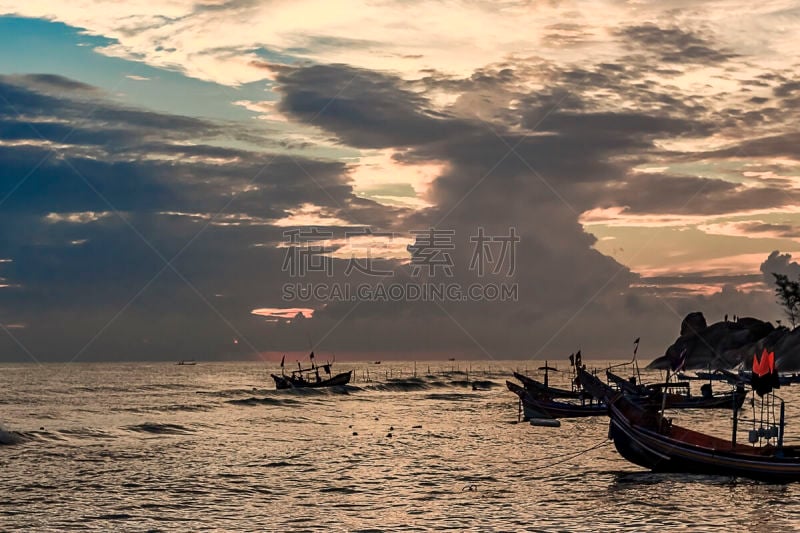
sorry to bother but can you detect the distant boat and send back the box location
[176,359,197,366]
[271,352,351,389]
[271,371,352,389]
[374,361,381,365]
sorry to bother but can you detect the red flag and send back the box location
[752,349,777,396]
[754,348,771,377]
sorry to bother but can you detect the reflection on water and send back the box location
[2,360,800,531]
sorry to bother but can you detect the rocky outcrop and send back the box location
[649,312,785,370]
[680,312,707,336]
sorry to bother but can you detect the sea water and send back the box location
[2,360,800,531]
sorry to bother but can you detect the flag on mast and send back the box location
[280,354,285,368]
[633,337,640,356]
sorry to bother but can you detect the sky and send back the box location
[1,1,800,363]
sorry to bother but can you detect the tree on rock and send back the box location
[773,273,800,328]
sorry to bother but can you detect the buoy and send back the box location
[529,418,561,428]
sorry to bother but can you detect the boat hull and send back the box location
[512,372,582,399]
[608,404,800,482]
[606,370,747,410]
[271,371,352,389]
[506,380,605,418]
[641,390,747,410]
[580,368,800,483]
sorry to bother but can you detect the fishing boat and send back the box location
[507,381,550,419]
[176,359,197,366]
[506,380,606,419]
[512,371,583,399]
[579,364,800,483]
[606,369,746,410]
[271,352,352,389]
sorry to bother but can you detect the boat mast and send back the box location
[731,390,739,448]
[658,367,670,430]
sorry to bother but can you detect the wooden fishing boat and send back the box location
[507,381,555,420]
[506,380,606,419]
[606,370,746,410]
[579,367,800,482]
[512,371,582,399]
[271,370,352,389]
[271,352,351,389]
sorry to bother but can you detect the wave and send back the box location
[58,427,116,439]
[227,397,304,407]
[114,404,214,414]
[0,425,28,445]
[424,392,478,401]
[123,423,195,435]
[264,461,293,467]
[362,380,432,392]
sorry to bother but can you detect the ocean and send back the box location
[2,360,800,531]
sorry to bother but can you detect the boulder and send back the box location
[649,312,775,370]
[680,312,707,336]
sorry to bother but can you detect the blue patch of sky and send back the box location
[0,16,280,123]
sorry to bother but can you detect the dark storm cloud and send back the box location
[11,73,100,93]
[760,250,800,285]
[530,110,708,138]
[589,173,800,216]
[273,63,480,148]
[734,222,800,239]
[774,80,800,98]
[541,22,595,47]
[3,26,795,361]
[0,74,394,224]
[265,62,681,356]
[0,74,226,157]
[616,24,737,65]
[700,132,800,161]
[641,273,763,287]
[0,74,406,361]
[262,56,800,357]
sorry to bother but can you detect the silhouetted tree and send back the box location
[773,273,800,329]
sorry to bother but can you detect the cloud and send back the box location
[760,250,800,284]
[0,74,407,360]
[699,132,800,161]
[273,63,480,149]
[700,221,800,240]
[2,2,800,360]
[616,23,738,65]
